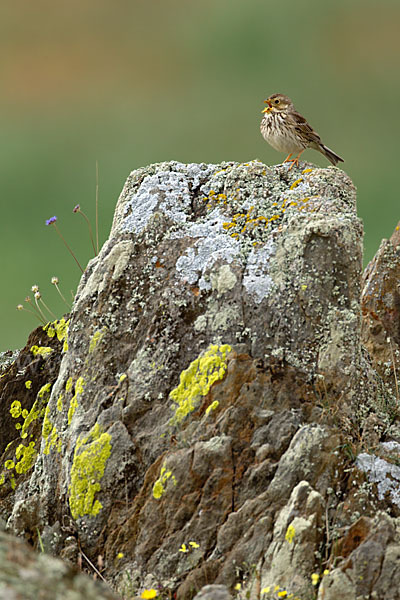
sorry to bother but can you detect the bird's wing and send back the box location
[292,111,322,146]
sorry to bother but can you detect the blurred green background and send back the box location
[1,0,399,351]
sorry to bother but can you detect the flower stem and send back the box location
[52,222,84,273]
[96,160,99,255]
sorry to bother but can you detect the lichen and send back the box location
[20,382,52,439]
[169,344,231,426]
[356,452,400,508]
[43,318,69,343]
[68,422,112,520]
[30,345,54,358]
[67,376,85,424]
[15,442,37,474]
[152,463,176,499]
[89,328,107,353]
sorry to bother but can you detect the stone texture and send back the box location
[0,523,120,599]
[1,160,400,599]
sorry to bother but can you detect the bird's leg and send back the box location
[283,154,293,164]
[287,150,304,171]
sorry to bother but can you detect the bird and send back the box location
[260,93,344,170]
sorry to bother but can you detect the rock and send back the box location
[193,584,232,600]
[361,222,400,401]
[318,513,400,600]
[1,160,400,600]
[0,524,120,599]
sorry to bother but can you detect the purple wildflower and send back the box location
[73,204,80,213]
[46,216,57,226]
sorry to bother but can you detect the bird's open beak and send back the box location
[262,99,272,113]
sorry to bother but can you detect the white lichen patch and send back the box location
[174,209,241,291]
[356,452,400,508]
[242,240,276,303]
[122,163,217,234]
[210,264,237,296]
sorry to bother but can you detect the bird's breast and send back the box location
[260,112,305,154]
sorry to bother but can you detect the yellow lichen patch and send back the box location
[43,318,69,343]
[68,422,112,520]
[10,401,22,419]
[43,413,61,456]
[65,377,73,392]
[30,345,54,358]
[68,376,85,424]
[169,344,231,426]
[89,328,107,353]
[20,383,52,439]
[205,400,219,416]
[57,394,63,412]
[25,380,32,389]
[285,524,295,543]
[38,383,52,399]
[15,442,37,474]
[290,178,303,190]
[152,463,176,499]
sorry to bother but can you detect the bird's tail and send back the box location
[320,144,344,166]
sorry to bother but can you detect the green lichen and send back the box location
[43,417,61,455]
[30,345,54,358]
[15,442,37,474]
[10,400,22,419]
[20,382,52,439]
[152,464,176,499]
[89,328,107,353]
[42,405,53,439]
[68,422,112,520]
[43,318,69,343]
[68,376,85,424]
[38,383,52,398]
[169,344,231,426]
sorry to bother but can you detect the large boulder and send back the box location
[1,160,399,599]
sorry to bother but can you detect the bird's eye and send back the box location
[274,99,280,104]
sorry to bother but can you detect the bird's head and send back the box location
[262,93,293,113]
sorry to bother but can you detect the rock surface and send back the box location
[0,520,119,599]
[1,160,400,599]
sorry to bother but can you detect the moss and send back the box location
[68,422,112,520]
[169,344,231,426]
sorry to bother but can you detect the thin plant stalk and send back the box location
[75,208,96,256]
[25,297,47,324]
[96,160,99,255]
[79,548,107,583]
[47,219,84,273]
[17,303,46,325]
[52,279,71,309]
[39,297,58,320]
[33,295,48,323]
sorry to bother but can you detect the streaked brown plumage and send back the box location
[260,93,344,170]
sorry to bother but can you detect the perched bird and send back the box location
[260,93,344,170]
